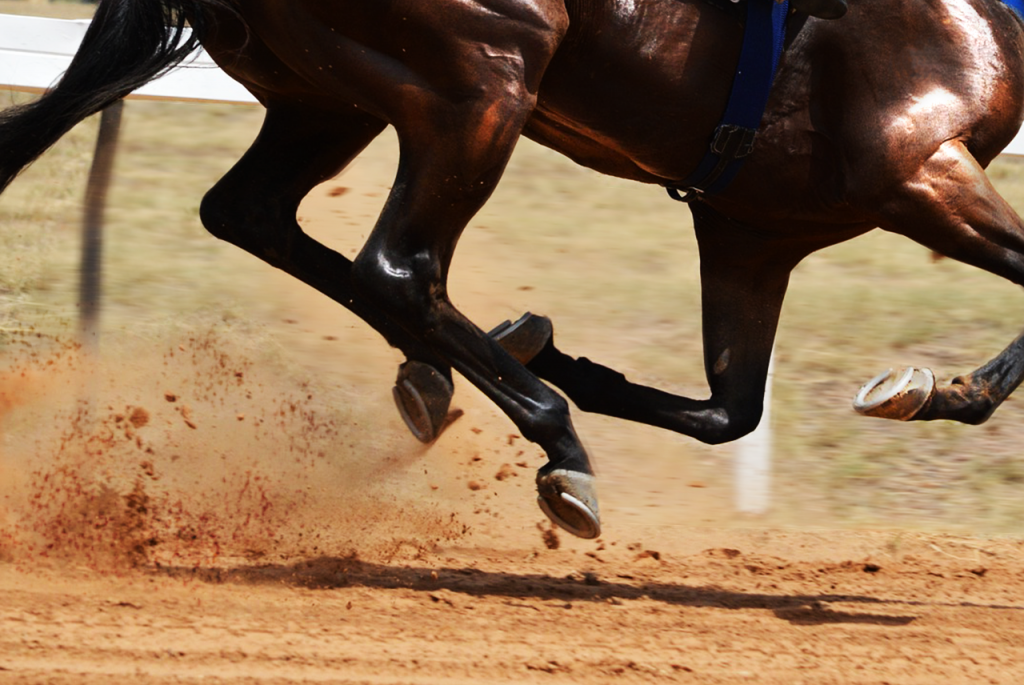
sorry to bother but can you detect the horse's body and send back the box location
[3,0,1024,538]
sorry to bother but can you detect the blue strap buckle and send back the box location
[711,125,758,158]
[666,0,790,202]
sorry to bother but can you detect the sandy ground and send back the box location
[2,530,1024,684]
[2,141,1024,684]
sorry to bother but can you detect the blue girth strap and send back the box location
[1004,0,1024,17]
[668,0,790,202]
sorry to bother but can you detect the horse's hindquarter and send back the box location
[200,0,572,123]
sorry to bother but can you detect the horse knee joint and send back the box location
[518,395,573,445]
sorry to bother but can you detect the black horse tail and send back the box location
[0,0,230,192]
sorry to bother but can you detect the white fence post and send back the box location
[734,350,774,515]
[0,13,256,104]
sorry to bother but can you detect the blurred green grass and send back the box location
[3,0,1024,534]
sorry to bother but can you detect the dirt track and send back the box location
[2,529,1024,683]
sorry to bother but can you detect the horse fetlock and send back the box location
[514,396,576,449]
[917,380,997,425]
[351,251,442,321]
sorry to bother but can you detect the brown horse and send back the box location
[2,0,1024,539]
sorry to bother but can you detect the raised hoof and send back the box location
[853,367,935,421]
[393,361,459,443]
[536,469,601,539]
[489,312,553,365]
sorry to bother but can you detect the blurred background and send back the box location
[2,0,1024,546]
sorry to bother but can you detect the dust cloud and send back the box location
[0,324,483,573]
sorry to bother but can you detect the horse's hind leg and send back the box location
[347,19,602,538]
[200,104,457,435]
[862,139,1024,424]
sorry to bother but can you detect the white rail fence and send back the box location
[4,12,1024,517]
[0,12,255,103]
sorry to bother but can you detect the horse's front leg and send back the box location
[522,203,799,444]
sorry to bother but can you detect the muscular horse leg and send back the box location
[353,128,601,536]
[200,104,457,436]
[527,202,798,444]
[861,140,1024,424]
[349,27,603,538]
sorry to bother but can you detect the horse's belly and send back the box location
[527,1,745,184]
[523,108,674,183]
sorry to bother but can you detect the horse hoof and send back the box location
[853,367,935,420]
[489,313,553,365]
[393,360,458,443]
[536,469,601,539]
